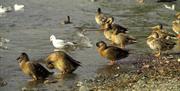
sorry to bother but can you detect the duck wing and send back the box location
[31,62,53,79]
[105,46,129,61]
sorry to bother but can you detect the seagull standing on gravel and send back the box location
[164,4,175,10]
[14,4,24,11]
[50,35,75,49]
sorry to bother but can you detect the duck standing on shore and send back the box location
[96,41,129,65]
[17,53,53,81]
[45,51,81,74]
[147,32,176,57]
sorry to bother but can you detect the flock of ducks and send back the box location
[15,1,180,83]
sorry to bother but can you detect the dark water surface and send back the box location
[0,0,180,91]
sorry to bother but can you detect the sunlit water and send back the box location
[0,0,180,91]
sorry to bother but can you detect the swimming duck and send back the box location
[14,4,24,11]
[61,16,72,24]
[147,32,176,57]
[45,51,81,74]
[50,35,76,49]
[175,12,180,19]
[110,30,136,48]
[95,8,114,28]
[96,41,129,65]
[151,24,176,39]
[17,53,53,81]
[172,20,180,38]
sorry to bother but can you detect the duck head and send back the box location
[16,52,29,63]
[50,35,56,42]
[97,8,101,14]
[96,41,107,48]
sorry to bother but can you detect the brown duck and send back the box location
[147,32,176,57]
[45,51,81,74]
[95,8,114,29]
[111,30,136,48]
[96,41,129,65]
[151,24,176,39]
[17,53,53,81]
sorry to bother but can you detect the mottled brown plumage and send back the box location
[172,20,180,38]
[96,41,129,65]
[151,24,176,39]
[147,32,176,57]
[17,53,53,81]
[95,8,114,28]
[45,51,81,74]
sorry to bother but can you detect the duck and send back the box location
[17,52,53,81]
[61,16,72,24]
[172,20,180,38]
[103,23,128,41]
[45,51,81,74]
[50,35,76,49]
[151,24,176,39]
[96,41,129,65]
[95,8,114,28]
[110,30,136,48]
[14,4,24,11]
[147,32,176,57]
[175,12,180,19]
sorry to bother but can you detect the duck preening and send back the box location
[17,53,53,81]
[151,24,176,39]
[96,41,129,65]
[45,51,81,74]
[147,32,176,57]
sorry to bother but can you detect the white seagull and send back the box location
[14,4,24,11]
[0,5,12,14]
[164,4,175,10]
[50,35,75,49]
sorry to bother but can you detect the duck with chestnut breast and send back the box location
[151,24,176,39]
[45,51,81,74]
[147,32,176,57]
[96,41,129,65]
[172,20,180,38]
[17,52,53,81]
[95,8,114,28]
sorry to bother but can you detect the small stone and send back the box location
[178,58,180,62]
